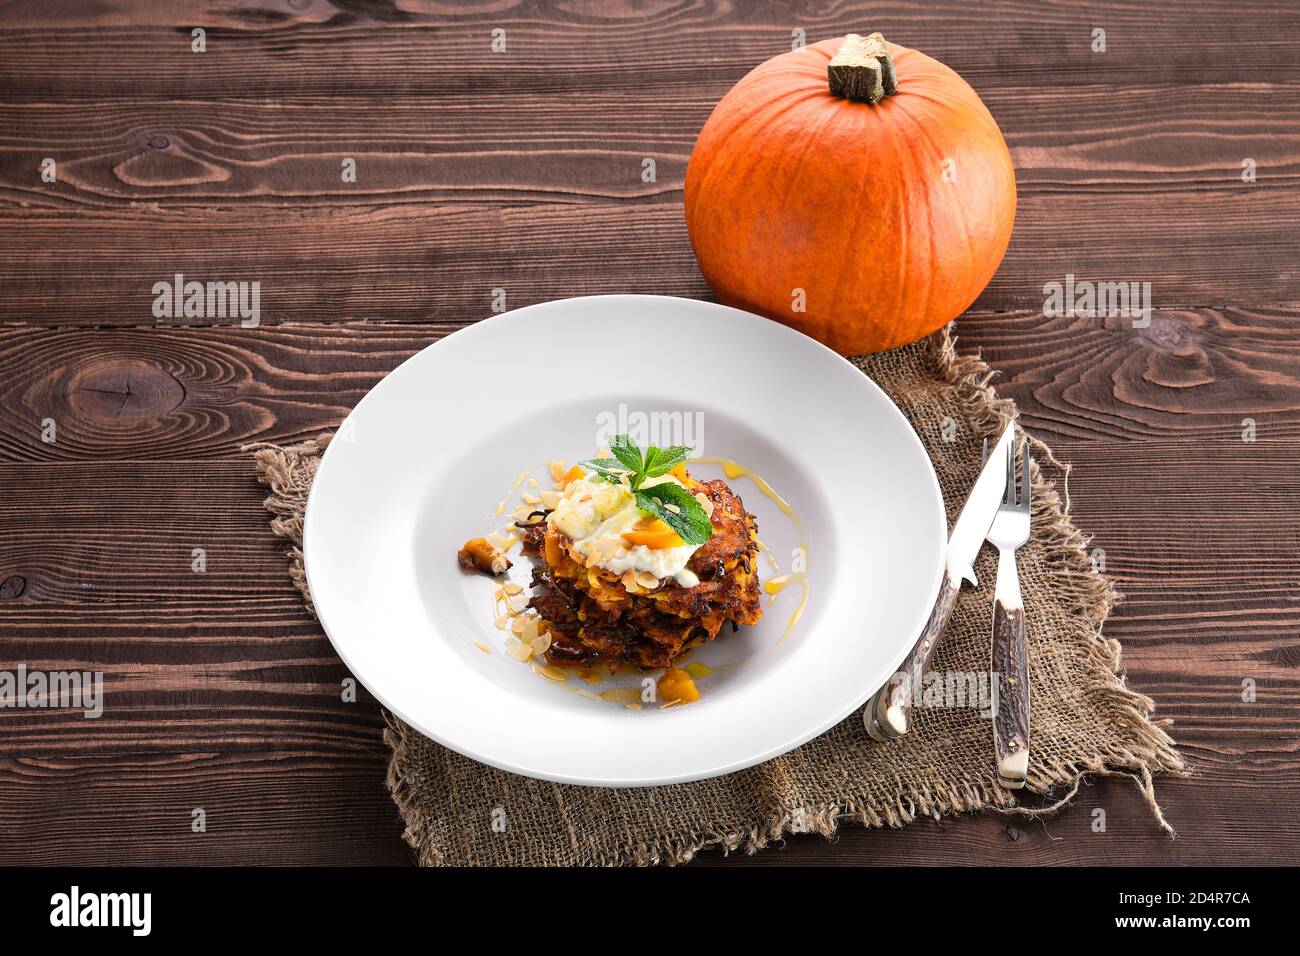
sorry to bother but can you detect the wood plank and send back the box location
[0,764,412,865]
[0,324,446,461]
[958,306,1300,443]
[692,771,1300,865]
[2,84,1294,210]
[5,312,1300,464]
[0,190,1296,326]
[0,0,1296,99]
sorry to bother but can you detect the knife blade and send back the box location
[863,419,1015,740]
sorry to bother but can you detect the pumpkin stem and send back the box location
[828,33,898,104]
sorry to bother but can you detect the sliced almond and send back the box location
[635,571,660,590]
[530,631,552,655]
[600,686,642,704]
[549,460,565,482]
[521,492,540,505]
[621,570,641,593]
[473,641,492,654]
[527,478,539,488]
[536,664,569,682]
[540,490,560,509]
[694,493,714,517]
[520,616,540,642]
[502,582,524,596]
[664,502,681,514]
[505,638,533,662]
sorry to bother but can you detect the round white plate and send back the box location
[304,295,945,787]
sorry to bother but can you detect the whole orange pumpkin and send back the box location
[685,34,1016,355]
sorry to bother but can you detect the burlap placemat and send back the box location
[245,325,1184,866]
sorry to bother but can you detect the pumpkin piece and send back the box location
[562,465,584,485]
[457,537,511,576]
[543,531,565,568]
[684,33,1016,356]
[622,517,685,550]
[657,667,701,705]
[668,462,694,486]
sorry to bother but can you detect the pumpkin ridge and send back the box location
[899,85,1015,317]
[824,138,879,351]
[822,56,913,346]
[767,102,846,343]
[881,97,920,348]
[688,83,827,220]
[894,91,975,325]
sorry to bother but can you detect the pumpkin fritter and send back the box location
[517,478,762,669]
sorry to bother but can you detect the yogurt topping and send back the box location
[548,475,702,586]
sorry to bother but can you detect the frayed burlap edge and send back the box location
[244,323,1185,865]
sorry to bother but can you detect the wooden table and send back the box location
[1,1,1296,866]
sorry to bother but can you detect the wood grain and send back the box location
[958,307,1300,443]
[1,0,1297,98]
[1,0,1298,866]
[0,195,1295,323]
[5,311,1300,465]
[3,85,1294,210]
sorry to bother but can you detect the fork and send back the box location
[985,435,1031,790]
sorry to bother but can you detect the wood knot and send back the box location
[1140,312,1191,349]
[1139,312,1215,388]
[66,359,185,426]
[0,575,26,600]
[116,136,231,187]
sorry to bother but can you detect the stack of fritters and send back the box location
[518,478,762,669]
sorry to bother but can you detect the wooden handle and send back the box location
[991,598,1029,787]
[864,576,961,738]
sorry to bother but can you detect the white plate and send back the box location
[304,295,945,787]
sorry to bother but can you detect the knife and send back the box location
[863,419,1015,740]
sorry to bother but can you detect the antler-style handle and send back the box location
[864,576,961,739]
[991,587,1029,788]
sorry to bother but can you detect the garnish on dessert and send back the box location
[577,435,714,546]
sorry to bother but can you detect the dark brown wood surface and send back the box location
[1,0,1297,866]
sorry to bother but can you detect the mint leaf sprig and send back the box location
[577,434,713,545]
